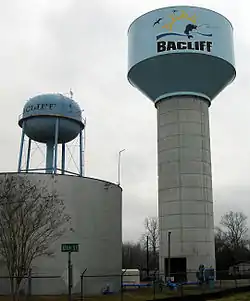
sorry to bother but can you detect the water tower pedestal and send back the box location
[157,95,214,279]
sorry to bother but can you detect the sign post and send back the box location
[61,243,79,301]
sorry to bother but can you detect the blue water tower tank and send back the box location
[19,93,84,143]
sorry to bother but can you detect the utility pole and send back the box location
[117,149,125,186]
[146,235,149,277]
[68,251,72,301]
[167,231,171,279]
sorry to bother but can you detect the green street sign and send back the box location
[61,243,79,253]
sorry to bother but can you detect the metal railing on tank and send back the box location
[18,168,82,177]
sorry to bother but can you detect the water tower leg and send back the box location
[26,138,32,172]
[79,129,83,177]
[61,143,66,175]
[46,142,54,174]
[18,124,26,172]
[53,118,59,174]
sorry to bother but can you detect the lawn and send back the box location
[0,288,179,301]
[208,292,250,300]
[0,287,217,301]
[0,286,249,301]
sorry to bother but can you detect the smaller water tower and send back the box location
[18,93,85,175]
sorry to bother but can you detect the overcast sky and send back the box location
[0,0,248,242]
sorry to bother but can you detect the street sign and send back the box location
[61,243,79,301]
[61,243,79,253]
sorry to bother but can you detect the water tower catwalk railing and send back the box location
[17,93,86,177]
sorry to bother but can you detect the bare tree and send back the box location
[220,211,248,250]
[215,226,226,253]
[141,217,159,270]
[0,174,71,301]
[145,217,159,254]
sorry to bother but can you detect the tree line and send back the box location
[123,211,250,272]
[215,211,250,271]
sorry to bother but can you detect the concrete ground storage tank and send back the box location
[0,173,122,296]
[127,6,236,280]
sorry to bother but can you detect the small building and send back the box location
[122,269,140,284]
[229,261,250,276]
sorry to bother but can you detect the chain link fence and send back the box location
[0,270,250,300]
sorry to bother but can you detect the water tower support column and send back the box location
[25,138,32,172]
[46,142,54,173]
[61,143,66,175]
[18,123,26,172]
[53,118,59,174]
[79,129,83,177]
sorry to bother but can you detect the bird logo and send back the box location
[153,17,163,26]
[154,9,213,40]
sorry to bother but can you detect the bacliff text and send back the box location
[157,41,213,53]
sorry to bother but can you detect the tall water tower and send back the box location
[18,93,85,176]
[127,6,235,279]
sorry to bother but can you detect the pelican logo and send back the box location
[153,9,214,53]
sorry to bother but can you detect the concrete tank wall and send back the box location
[157,96,215,279]
[0,173,122,296]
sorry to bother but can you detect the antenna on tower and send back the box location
[69,88,73,99]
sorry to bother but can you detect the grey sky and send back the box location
[0,0,247,241]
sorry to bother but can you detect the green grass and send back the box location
[208,292,250,300]
[76,288,178,301]
[0,288,179,301]
[0,286,249,301]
